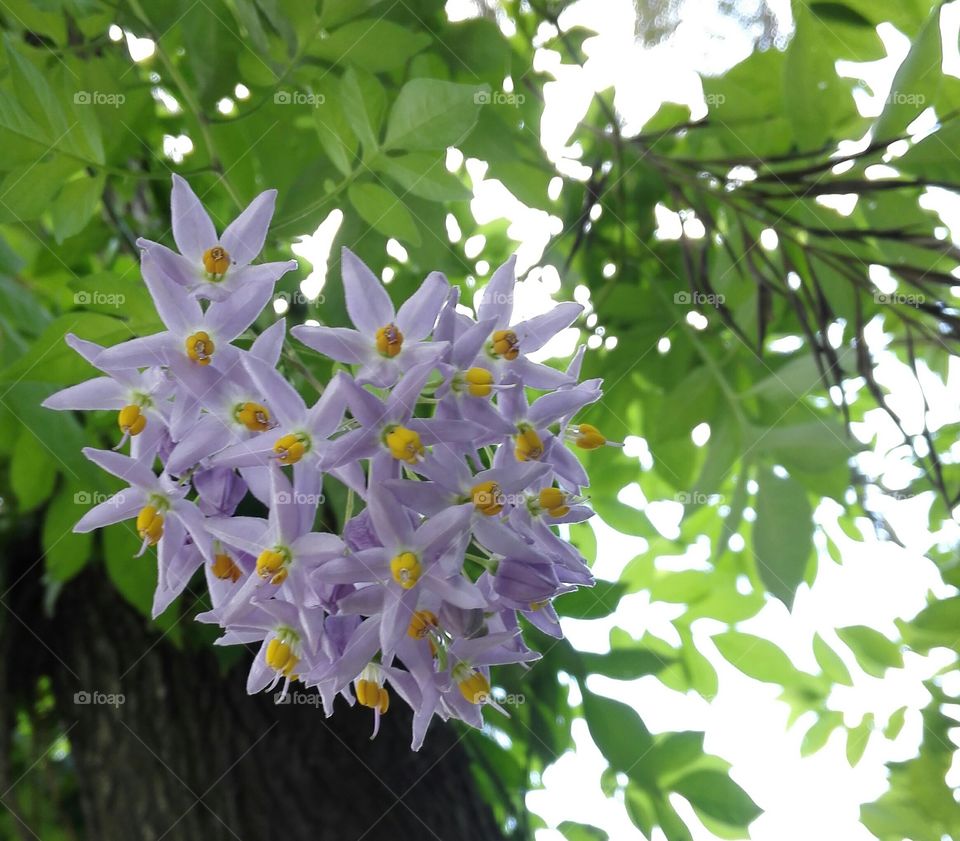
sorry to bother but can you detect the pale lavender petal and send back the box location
[388,361,436,419]
[409,418,486,444]
[423,574,486,608]
[291,532,344,563]
[368,487,415,549]
[380,587,418,657]
[221,189,277,266]
[170,174,217,261]
[250,318,286,367]
[509,356,575,389]
[242,355,306,427]
[229,259,297,288]
[42,377,126,410]
[96,333,176,370]
[140,240,199,291]
[205,515,269,556]
[514,302,582,353]
[205,277,274,342]
[476,254,515,324]
[82,447,157,488]
[64,333,104,365]
[73,487,145,532]
[305,373,348,437]
[528,381,601,429]
[396,271,448,341]
[341,247,394,334]
[382,479,454,516]
[451,317,498,369]
[412,504,472,560]
[339,376,386,429]
[166,414,236,476]
[291,325,370,364]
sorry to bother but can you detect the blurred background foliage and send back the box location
[0,0,958,839]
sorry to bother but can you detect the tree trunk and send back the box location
[4,558,506,841]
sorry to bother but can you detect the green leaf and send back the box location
[340,67,384,153]
[311,19,429,72]
[672,770,761,828]
[884,707,907,740]
[347,181,420,245]
[712,632,800,686]
[836,625,903,677]
[42,483,92,583]
[752,467,813,607]
[10,427,58,511]
[376,153,470,201]
[555,580,625,619]
[557,821,609,841]
[104,521,157,617]
[50,172,104,242]
[582,690,653,774]
[801,710,842,756]
[384,79,488,151]
[813,633,853,686]
[846,714,873,766]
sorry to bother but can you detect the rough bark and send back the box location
[4,559,506,841]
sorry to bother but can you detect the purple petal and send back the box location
[528,381,601,429]
[387,361,436,419]
[509,356,576,389]
[74,487,145,532]
[205,515,269,556]
[382,479,454,516]
[143,247,204,333]
[413,504,472,561]
[166,414,238,476]
[43,377,126,410]
[291,325,370,364]
[305,372,348,438]
[396,271,448,341]
[205,278,274,343]
[423,573,486,608]
[170,174,217,261]
[452,317,498,369]
[339,375,387,429]
[341,247,394,334]
[380,587,418,658]
[221,189,277,267]
[368,487,415,549]
[81,447,157,488]
[243,355,306,427]
[476,254,515,325]
[250,318,286,367]
[514,302,583,353]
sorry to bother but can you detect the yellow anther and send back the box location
[235,402,271,432]
[266,638,298,677]
[202,245,230,276]
[117,404,146,436]
[256,548,288,585]
[471,480,504,516]
[458,670,491,705]
[136,505,163,545]
[375,323,404,358]
[515,425,544,462]
[390,552,421,589]
[384,425,424,464]
[464,367,494,397]
[574,423,607,450]
[530,600,548,611]
[538,487,570,518]
[491,329,520,360]
[408,610,439,640]
[211,552,242,582]
[185,331,214,365]
[273,432,307,465]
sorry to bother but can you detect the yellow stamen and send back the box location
[375,323,404,358]
[202,245,230,276]
[185,331,214,365]
[211,552,242,582]
[574,423,607,450]
[390,551,421,589]
[408,610,439,640]
[491,329,520,360]
[117,404,146,436]
[384,426,424,464]
[538,487,570,518]
[136,505,163,545]
[256,548,288,585]
[273,432,307,465]
[515,425,544,462]
[235,402,271,432]
[530,600,548,611]
[356,679,389,713]
[458,670,490,705]
[471,480,504,516]
[266,638,298,677]
[464,367,494,397]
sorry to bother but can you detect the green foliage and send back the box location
[0,0,958,837]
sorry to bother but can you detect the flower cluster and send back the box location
[46,176,620,748]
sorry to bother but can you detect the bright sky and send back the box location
[113,0,960,836]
